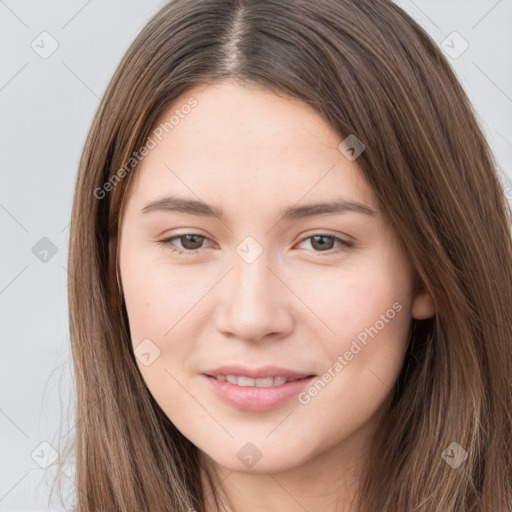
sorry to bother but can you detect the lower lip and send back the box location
[201,375,315,412]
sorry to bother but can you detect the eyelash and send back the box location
[157,232,354,256]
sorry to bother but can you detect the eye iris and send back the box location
[180,234,204,250]
[311,235,334,251]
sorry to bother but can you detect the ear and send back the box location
[411,277,435,319]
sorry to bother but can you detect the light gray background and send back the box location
[1,0,511,509]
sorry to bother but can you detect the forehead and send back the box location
[125,80,377,215]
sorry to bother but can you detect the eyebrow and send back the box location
[141,196,376,221]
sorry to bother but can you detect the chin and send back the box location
[200,443,308,475]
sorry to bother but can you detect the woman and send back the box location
[57,0,512,510]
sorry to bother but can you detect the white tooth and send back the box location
[220,375,297,387]
[255,377,275,387]
[237,376,256,387]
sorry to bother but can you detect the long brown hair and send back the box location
[56,0,512,510]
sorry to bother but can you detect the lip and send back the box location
[202,365,313,379]
[201,366,316,412]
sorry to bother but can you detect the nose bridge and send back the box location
[215,245,294,341]
[231,249,276,316]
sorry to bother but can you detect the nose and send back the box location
[215,252,295,343]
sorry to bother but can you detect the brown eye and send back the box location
[297,233,354,255]
[310,234,336,251]
[158,233,213,255]
[178,234,205,250]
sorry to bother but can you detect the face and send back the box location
[118,80,434,476]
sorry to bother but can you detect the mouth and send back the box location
[201,373,316,411]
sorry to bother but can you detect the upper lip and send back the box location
[202,365,315,379]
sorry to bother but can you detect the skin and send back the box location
[118,79,435,511]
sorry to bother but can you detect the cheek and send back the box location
[120,249,218,408]
[120,254,204,414]
[304,259,410,339]
[300,254,413,388]
[121,250,207,344]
